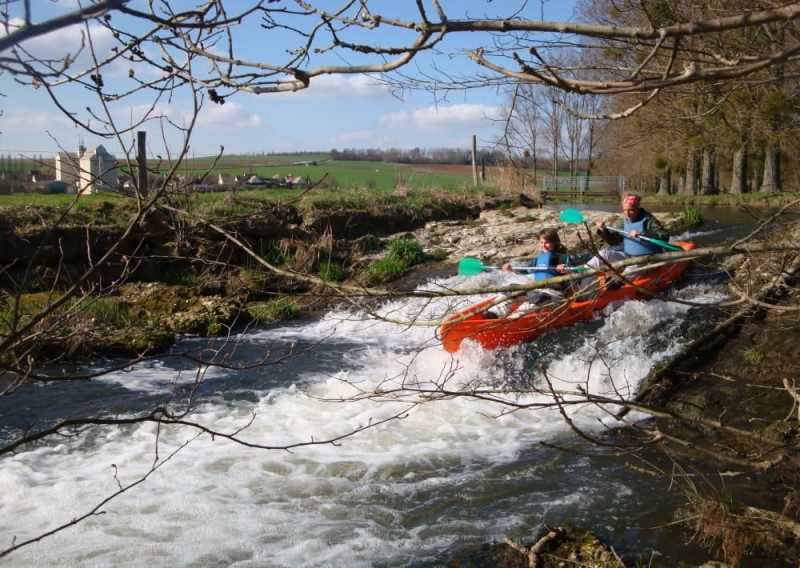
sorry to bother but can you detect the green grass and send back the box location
[317,260,345,282]
[385,237,423,265]
[363,257,407,282]
[682,204,703,225]
[81,297,144,327]
[247,297,300,322]
[163,270,198,286]
[159,157,473,192]
[428,248,449,261]
[359,237,424,283]
[743,347,764,365]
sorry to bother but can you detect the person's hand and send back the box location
[596,221,606,231]
[556,263,567,273]
[501,263,513,272]
[629,230,641,238]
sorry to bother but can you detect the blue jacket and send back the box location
[623,214,662,256]
[522,248,574,284]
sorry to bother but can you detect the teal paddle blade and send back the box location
[559,209,586,223]
[643,236,683,251]
[458,257,487,276]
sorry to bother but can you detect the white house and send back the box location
[55,144,118,194]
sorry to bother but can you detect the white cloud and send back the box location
[379,103,502,130]
[0,110,77,153]
[1,109,71,131]
[279,74,389,99]
[195,102,264,130]
[330,130,372,145]
[8,17,120,72]
[378,111,410,129]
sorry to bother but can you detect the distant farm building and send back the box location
[271,173,309,188]
[246,174,266,186]
[217,173,236,187]
[55,144,119,194]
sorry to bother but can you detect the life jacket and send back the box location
[532,251,558,281]
[623,214,661,256]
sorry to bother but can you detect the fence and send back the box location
[540,176,627,198]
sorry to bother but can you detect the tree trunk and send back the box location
[685,151,700,195]
[729,144,747,194]
[760,144,780,192]
[658,167,671,195]
[585,122,594,179]
[700,146,716,195]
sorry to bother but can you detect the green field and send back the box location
[164,154,473,192]
[0,153,490,226]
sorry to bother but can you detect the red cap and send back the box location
[622,194,641,208]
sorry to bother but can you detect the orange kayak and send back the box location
[438,242,696,353]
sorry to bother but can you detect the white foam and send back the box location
[0,273,725,566]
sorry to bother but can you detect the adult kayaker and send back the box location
[486,228,575,318]
[567,193,669,292]
[596,193,668,255]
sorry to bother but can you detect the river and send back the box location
[0,207,754,567]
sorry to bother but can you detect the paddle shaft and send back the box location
[457,256,585,276]
[481,264,586,273]
[560,209,683,252]
[603,226,683,251]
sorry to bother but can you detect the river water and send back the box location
[0,207,755,567]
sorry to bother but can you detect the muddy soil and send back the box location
[657,287,800,566]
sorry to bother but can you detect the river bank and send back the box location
[1,197,685,362]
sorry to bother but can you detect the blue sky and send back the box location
[0,1,577,159]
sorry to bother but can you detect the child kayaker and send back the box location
[485,228,575,318]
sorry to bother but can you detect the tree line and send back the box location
[329,146,504,166]
[493,0,800,195]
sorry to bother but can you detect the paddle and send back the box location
[458,257,586,276]
[558,208,683,252]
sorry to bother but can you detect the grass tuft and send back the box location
[363,257,407,282]
[743,347,764,365]
[386,237,423,265]
[317,260,345,282]
[247,297,300,322]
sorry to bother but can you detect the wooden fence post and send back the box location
[471,134,478,186]
[137,131,148,198]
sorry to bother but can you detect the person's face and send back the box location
[539,237,556,251]
[622,202,640,221]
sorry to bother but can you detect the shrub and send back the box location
[317,260,345,282]
[682,204,703,226]
[386,237,423,265]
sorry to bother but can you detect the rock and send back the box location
[410,207,686,264]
